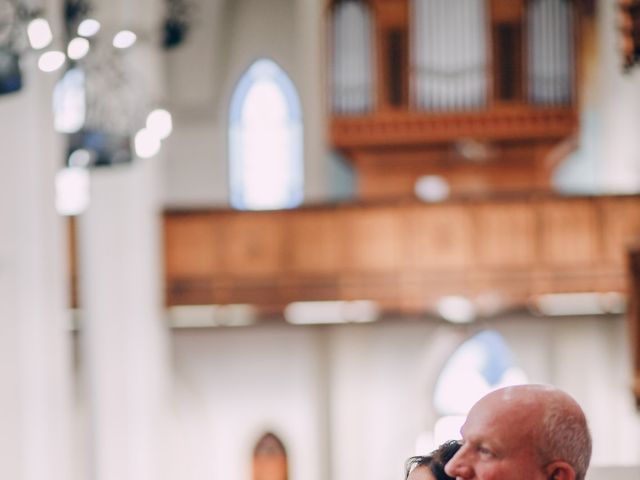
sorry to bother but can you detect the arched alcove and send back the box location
[252,432,288,480]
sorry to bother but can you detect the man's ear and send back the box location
[544,461,576,480]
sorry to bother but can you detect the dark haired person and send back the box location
[406,440,460,480]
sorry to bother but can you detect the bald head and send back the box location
[491,386,590,475]
[445,385,592,480]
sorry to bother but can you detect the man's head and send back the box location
[444,385,591,480]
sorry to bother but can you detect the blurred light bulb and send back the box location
[27,18,53,49]
[437,295,475,324]
[113,30,136,49]
[68,149,93,168]
[77,19,101,37]
[146,109,172,139]
[38,51,66,72]
[134,128,161,158]
[67,37,90,60]
[415,175,450,202]
[55,167,90,216]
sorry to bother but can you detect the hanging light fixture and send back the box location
[0,0,51,95]
[162,0,192,49]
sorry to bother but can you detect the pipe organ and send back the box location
[328,0,584,199]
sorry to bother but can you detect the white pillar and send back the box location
[598,0,640,192]
[296,0,329,203]
[0,48,73,480]
[77,2,172,479]
[79,158,171,480]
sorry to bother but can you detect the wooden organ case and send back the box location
[328,0,587,199]
[630,244,640,408]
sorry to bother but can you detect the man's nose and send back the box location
[444,449,472,479]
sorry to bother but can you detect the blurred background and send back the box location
[1,0,640,479]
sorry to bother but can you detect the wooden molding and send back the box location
[331,106,577,148]
[629,244,640,408]
[164,194,640,318]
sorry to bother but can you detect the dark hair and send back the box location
[405,441,460,480]
[405,455,432,480]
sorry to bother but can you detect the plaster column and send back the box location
[77,1,172,479]
[296,0,329,203]
[0,19,73,480]
[598,0,640,192]
[78,159,170,480]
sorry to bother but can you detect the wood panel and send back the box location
[342,207,403,272]
[372,0,407,27]
[222,212,286,277]
[404,205,474,270]
[164,212,220,305]
[165,212,220,277]
[353,141,556,200]
[540,199,599,267]
[331,107,577,148]
[475,201,537,268]
[288,210,343,274]
[163,195,640,315]
[491,0,524,22]
[629,244,640,408]
[601,197,640,265]
[68,217,78,308]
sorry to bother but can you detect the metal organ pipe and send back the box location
[331,1,374,114]
[432,0,441,110]
[464,0,470,110]
[410,0,488,112]
[527,0,573,106]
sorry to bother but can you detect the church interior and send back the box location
[2,0,640,479]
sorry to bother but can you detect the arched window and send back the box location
[229,59,304,210]
[252,432,288,480]
[330,0,374,114]
[430,330,528,446]
[527,0,574,105]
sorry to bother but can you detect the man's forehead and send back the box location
[461,392,538,441]
[474,386,545,416]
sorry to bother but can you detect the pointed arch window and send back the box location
[430,330,528,446]
[229,59,304,210]
[252,432,288,480]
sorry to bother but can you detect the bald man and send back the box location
[444,385,591,480]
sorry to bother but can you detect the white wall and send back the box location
[171,326,328,480]
[170,314,640,480]
[162,0,330,208]
[588,466,640,480]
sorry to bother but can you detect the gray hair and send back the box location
[537,400,592,480]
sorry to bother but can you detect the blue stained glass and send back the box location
[228,59,304,210]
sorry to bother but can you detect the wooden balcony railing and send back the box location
[629,244,640,408]
[164,194,640,317]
